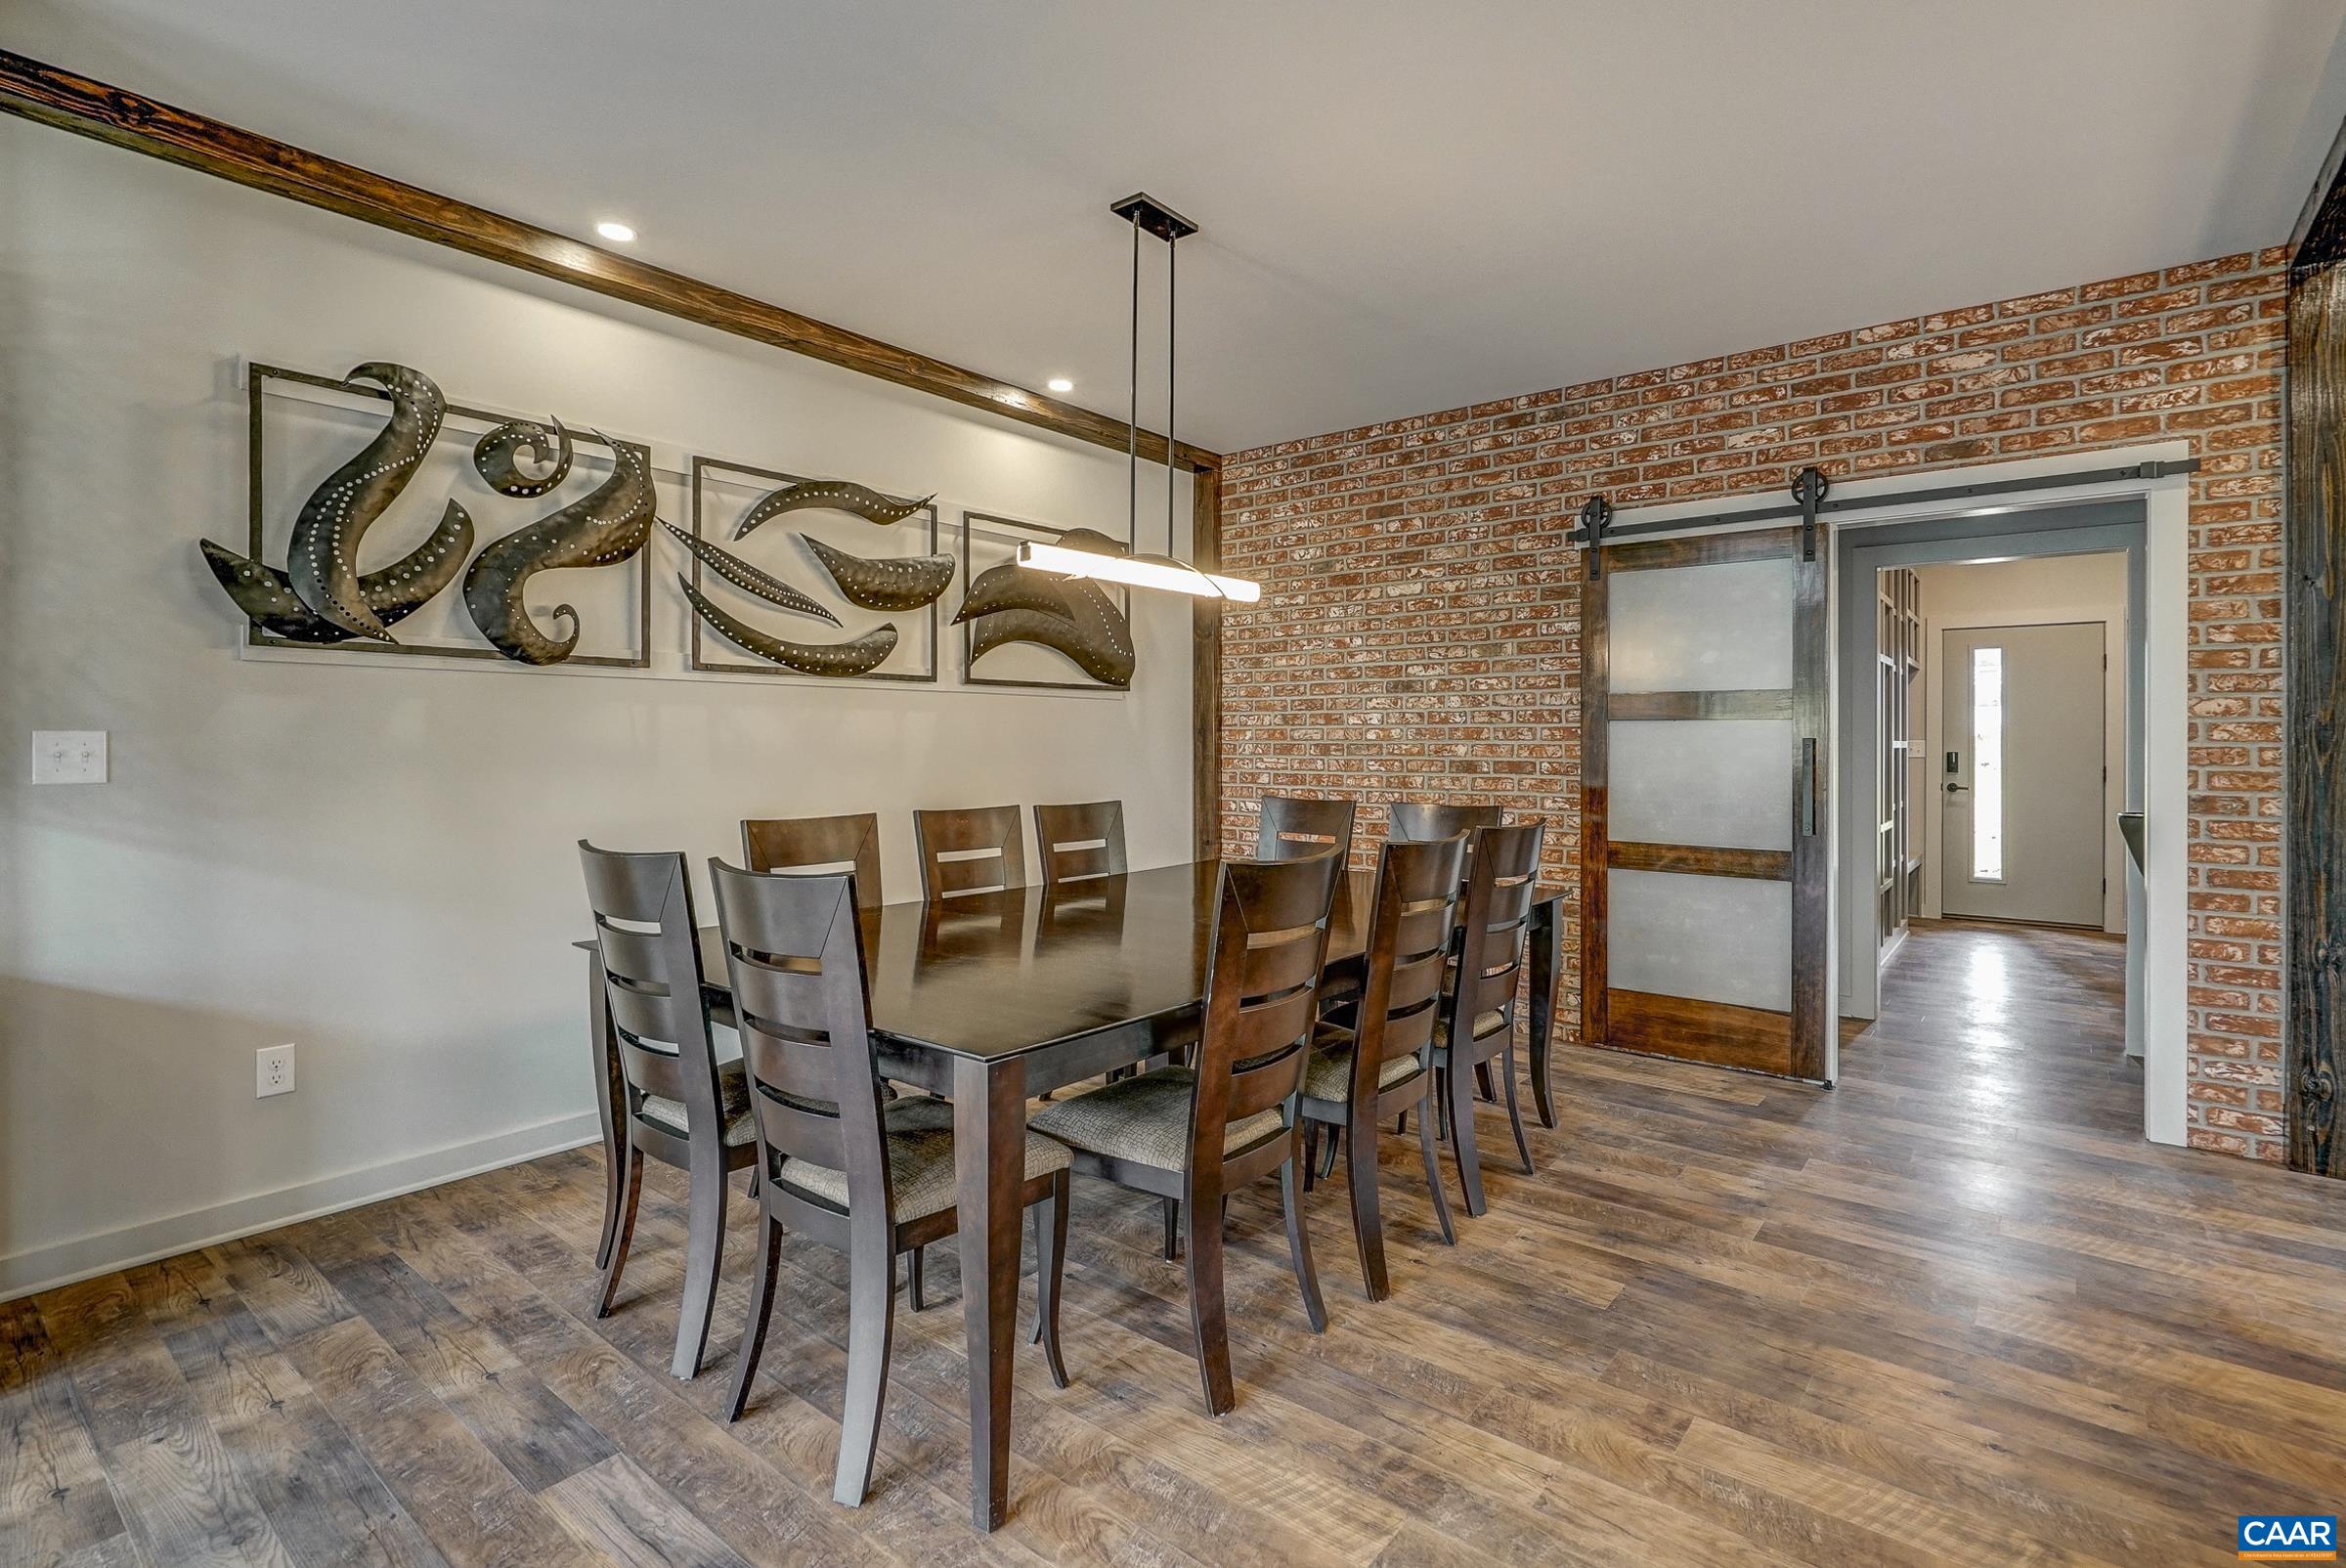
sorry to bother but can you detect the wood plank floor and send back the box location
[9,918,2346,1567]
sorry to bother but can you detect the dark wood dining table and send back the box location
[581,858,1568,1531]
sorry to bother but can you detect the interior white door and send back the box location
[1939,622,2105,926]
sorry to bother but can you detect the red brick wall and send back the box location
[1218,246,2287,1161]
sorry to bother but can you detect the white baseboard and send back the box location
[0,1111,603,1303]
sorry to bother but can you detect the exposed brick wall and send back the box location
[1219,246,2288,1161]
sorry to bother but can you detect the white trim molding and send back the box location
[0,1111,601,1302]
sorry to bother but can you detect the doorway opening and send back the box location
[1839,503,2147,1117]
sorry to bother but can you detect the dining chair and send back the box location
[1255,795,1357,866]
[1033,800,1128,887]
[1030,849,1342,1416]
[1386,801,1502,845]
[1297,833,1465,1299]
[708,859,1073,1506]
[579,841,759,1379]
[742,811,886,906]
[1433,821,1544,1218]
[913,805,1028,899]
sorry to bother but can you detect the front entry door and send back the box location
[1939,622,2105,927]
[1581,525,1829,1081]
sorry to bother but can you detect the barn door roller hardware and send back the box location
[1565,457,2199,546]
[1578,496,1614,579]
[1791,464,1829,561]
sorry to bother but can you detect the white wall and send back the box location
[1912,551,2129,932]
[0,122,1197,1296]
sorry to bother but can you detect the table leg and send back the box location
[1529,900,1561,1129]
[587,950,625,1270]
[952,1055,1026,1532]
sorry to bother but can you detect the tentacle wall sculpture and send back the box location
[462,432,656,665]
[956,526,1137,687]
[200,500,476,644]
[732,478,932,540]
[284,363,448,642]
[662,522,837,624]
[803,535,955,611]
[677,576,899,676]
[473,416,573,497]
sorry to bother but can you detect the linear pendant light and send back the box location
[1017,194,1260,604]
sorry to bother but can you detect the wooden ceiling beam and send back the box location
[0,48,1219,473]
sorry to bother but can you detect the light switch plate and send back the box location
[31,731,107,785]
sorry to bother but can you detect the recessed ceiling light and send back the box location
[1046,376,1074,393]
[594,221,637,243]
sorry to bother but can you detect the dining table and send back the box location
[580,858,1570,1531]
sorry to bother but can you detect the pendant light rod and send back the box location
[1021,192,1258,607]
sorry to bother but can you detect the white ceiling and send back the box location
[17,0,2346,452]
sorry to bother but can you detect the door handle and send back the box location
[1944,782,1971,794]
[1800,738,1818,836]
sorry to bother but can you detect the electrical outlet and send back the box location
[30,731,107,785]
[256,1044,295,1099]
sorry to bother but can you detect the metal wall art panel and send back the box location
[959,511,1136,692]
[229,363,652,667]
[684,457,942,682]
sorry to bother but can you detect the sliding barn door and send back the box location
[1581,524,1828,1080]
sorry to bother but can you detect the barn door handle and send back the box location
[1800,738,1818,836]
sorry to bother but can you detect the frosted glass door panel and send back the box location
[1608,869,1792,1012]
[1609,719,1796,849]
[1609,557,1795,691]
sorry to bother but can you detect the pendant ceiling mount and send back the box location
[1017,192,1259,606]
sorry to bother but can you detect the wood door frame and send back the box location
[1579,524,1830,1082]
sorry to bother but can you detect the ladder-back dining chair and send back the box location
[913,805,1028,899]
[1255,794,1357,866]
[1030,849,1343,1415]
[742,811,886,907]
[708,859,1072,1505]
[579,842,758,1379]
[1298,832,1466,1298]
[1033,800,1128,887]
[1433,821,1544,1218]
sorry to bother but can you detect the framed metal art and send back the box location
[684,457,943,682]
[960,511,1136,691]
[236,363,652,668]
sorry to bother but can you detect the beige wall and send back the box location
[0,122,1196,1295]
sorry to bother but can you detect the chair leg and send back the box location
[1301,1123,1321,1193]
[1280,1134,1327,1333]
[1161,1197,1181,1262]
[1345,1111,1389,1301]
[1317,1124,1342,1182]
[1448,1054,1488,1218]
[833,1224,896,1506]
[1416,1090,1456,1245]
[1032,1171,1070,1388]
[1184,1185,1234,1416]
[1474,1061,1498,1102]
[1500,1045,1534,1175]
[724,1212,784,1421]
[671,1138,730,1378]
[594,1133,626,1272]
[594,1144,643,1318]
[907,1244,926,1312]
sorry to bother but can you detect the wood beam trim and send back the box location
[1607,689,1795,720]
[1607,843,1791,882]
[0,48,1219,474]
[1192,468,1224,860]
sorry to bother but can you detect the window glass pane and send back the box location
[1971,645,2004,881]
[1608,557,1795,691]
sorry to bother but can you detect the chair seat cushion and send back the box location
[1029,1067,1284,1170]
[776,1098,1069,1223]
[1436,1009,1509,1047]
[638,1059,756,1147]
[1301,1024,1426,1101]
